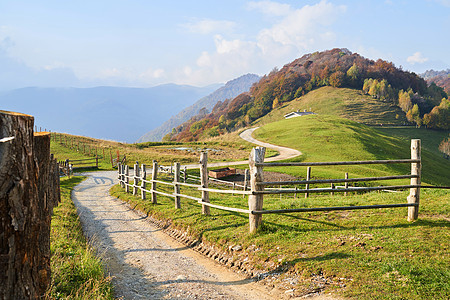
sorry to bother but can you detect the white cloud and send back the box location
[175,0,347,85]
[183,19,236,34]
[407,52,429,64]
[247,1,291,16]
[435,0,450,7]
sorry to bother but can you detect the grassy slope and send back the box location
[255,86,408,127]
[50,134,255,167]
[253,114,449,186]
[47,176,113,299]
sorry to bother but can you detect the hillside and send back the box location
[0,84,219,143]
[255,86,408,126]
[137,74,260,142]
[421,69,450,94]
[169,48,447,142]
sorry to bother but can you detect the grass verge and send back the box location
[47,176,113,299]
[110,180,449,299]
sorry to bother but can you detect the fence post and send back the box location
[141,164,147,200]
[243,169,249,198]
[65,159,70,178]
[200,152,210,215]
[174,162,181,209]
[344,173,349,196]
[305,166,311,198]
[125,165,129,193]
[117,162,122,187]
[248,147,265,233]
[120,164,125,188]
[151,160,158,204]
[408,139,421,221]
[330,183,335,196]
[133,161,139,195]
[96,155,99,168]
[184,166,187,183]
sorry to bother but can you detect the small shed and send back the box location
[208,167,236,179]
[284,109,315,119]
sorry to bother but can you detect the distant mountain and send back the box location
[421,69,450,94]
[0,84,219,143]
[137,74,260,142]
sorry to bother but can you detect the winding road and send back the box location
[72,128,308,299]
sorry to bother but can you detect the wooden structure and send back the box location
[208,167,236,179]
[118,139,422,233]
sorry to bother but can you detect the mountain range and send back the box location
[137,74,260,142]
[0,84,220,143]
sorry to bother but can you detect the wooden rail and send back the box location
[117,139,423,233]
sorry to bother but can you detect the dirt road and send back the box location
[183,127,302,169]
[73,171,284,299]
[71,129,306,299]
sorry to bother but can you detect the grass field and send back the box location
[50,132,259,168]
[253,114,450,187]
[47,176,113,299]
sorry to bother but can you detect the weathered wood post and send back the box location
[151,160,158,204]
[133,161,139,195]
[174,162,181,209]
[344,173,349,196]
[408,139,421,221]
[0,111,59,299]
[117,162,122,187]
[200,152,210,215]
[243,168,249,198]
[248,147,265,233]
[125,165,130,193]
[184,166,187,183]
[305,166,311,198]
[65,159,70,178]
[141,164,147,200]
[330,183,335,196]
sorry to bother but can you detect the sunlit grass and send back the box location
[47,176,113,299]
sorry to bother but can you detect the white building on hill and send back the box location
[284,109,315,119]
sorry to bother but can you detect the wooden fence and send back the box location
[118,139,422,233]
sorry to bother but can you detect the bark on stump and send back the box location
[0,110,60,299]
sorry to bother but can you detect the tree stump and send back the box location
[0,110,60,299]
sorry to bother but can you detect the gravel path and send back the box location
[70,130,312,299]
[73,171,280,299]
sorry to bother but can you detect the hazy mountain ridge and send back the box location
[0,84,219,143]
[137,74,260,142]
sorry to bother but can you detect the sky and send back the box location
[0,0,449,90]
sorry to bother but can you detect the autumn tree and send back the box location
[406,104,422,127]
[398,89,413,113]
[423,98,450,130]
[329,71,345,87]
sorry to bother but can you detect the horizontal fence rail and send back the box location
[256,159,420,167]
[117,139,426,233]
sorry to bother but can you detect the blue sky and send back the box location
[0,0,449,89]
